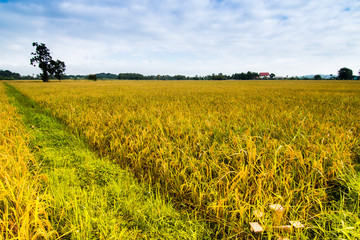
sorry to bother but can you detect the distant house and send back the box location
[259,72,270,79]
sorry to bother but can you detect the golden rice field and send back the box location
[7,80,360,238]
[0,83,55,239]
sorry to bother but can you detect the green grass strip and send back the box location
[4,83,210,239]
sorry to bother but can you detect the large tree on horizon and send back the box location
[30,42,52,82]
[30,42,66,82]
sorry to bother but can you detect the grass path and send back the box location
[0,83,55,239]
[4,82,210,239]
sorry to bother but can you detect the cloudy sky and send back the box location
[1,0,359,77]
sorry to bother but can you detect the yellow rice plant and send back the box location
[10,80,360,237]
[0,83,55,239]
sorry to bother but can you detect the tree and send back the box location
[173,75,186,80]
[232,71,258,80]
[314,74,322,80]
[270,73,275,79]
[30,42,66,82]
[30,42,52,82]
[88,74,97,81]
[117,73,145,80]
[338,67,353,80]
[49,60,66,81]
[210,73,227,80]
[0,70,21,80]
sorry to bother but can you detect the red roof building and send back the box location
[259,72,270,79]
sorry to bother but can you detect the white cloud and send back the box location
[0,0,359,76]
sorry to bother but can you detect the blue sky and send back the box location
[1,0,359,77]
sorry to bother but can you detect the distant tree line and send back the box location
[82,68,359,81]
[3,65,359,81]
[232,72,260,80]
[0,70,21,80]
[0,70,34,80]
[115,72,260,80]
